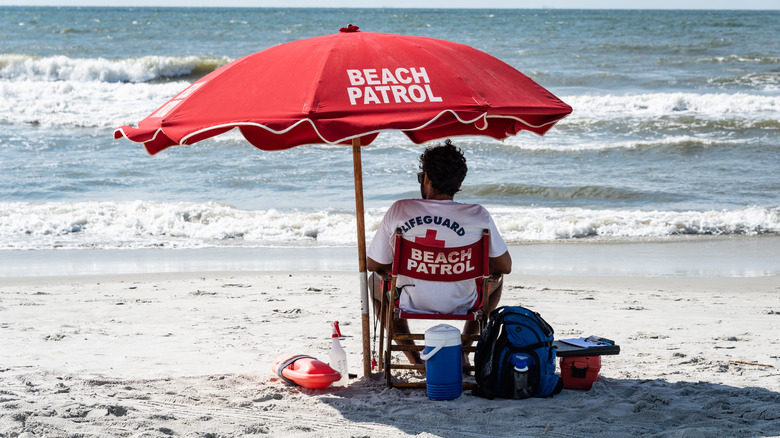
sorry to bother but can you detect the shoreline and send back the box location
[3,235,779,278]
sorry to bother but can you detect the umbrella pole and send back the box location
[352,137,371,378]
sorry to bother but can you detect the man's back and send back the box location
[365,140,512,364]
[367,198,507,314]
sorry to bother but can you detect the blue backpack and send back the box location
[473,306,563,399]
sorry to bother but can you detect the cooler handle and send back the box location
[420,343,445,361]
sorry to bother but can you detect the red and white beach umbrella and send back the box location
[115,25,572,377]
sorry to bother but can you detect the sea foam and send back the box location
[2,54,779,132]
[0,201,776,250]
[0,54,228,83]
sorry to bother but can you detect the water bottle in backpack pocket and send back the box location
[497,349,541,399]
[510,353,532,399]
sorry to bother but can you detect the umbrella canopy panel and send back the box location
[115,26,571,154]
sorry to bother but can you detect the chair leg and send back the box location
[377,285,386,373]
[384,331,393,387]
[384,348,392,387]
[384,292,394,387]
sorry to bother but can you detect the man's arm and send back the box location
[367,257,392,274]
[489,251,512,275]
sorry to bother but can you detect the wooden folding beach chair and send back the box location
[377,228,493,389]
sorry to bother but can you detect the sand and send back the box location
[2,260,779,437]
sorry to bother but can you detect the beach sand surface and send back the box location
[2,267,779,437]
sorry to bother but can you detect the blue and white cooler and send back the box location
[420,324,462,400]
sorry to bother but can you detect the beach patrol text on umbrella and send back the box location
[346,67,443,105]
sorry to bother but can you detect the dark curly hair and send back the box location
[419,139,467,196]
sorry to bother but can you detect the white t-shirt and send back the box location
[367,199,508,314]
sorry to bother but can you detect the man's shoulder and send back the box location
[387,198,427,211]
[389,198,488,214]
[391,198,484,208]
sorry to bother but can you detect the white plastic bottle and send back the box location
[328,321,349,387]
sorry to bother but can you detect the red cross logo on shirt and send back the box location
[415,229,446,247]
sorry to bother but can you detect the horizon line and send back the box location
[1,4,778,10]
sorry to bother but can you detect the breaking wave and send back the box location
[0,201,777,250]
[563,92,780,120]
[0,54,227,83]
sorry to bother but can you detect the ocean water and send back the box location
[1,7,779,251]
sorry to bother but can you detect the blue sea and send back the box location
[1,7,778,257]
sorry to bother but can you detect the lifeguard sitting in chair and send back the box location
[366,141,512,387]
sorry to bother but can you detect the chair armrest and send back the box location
[488,273,503,285]
[375,271,392,282]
